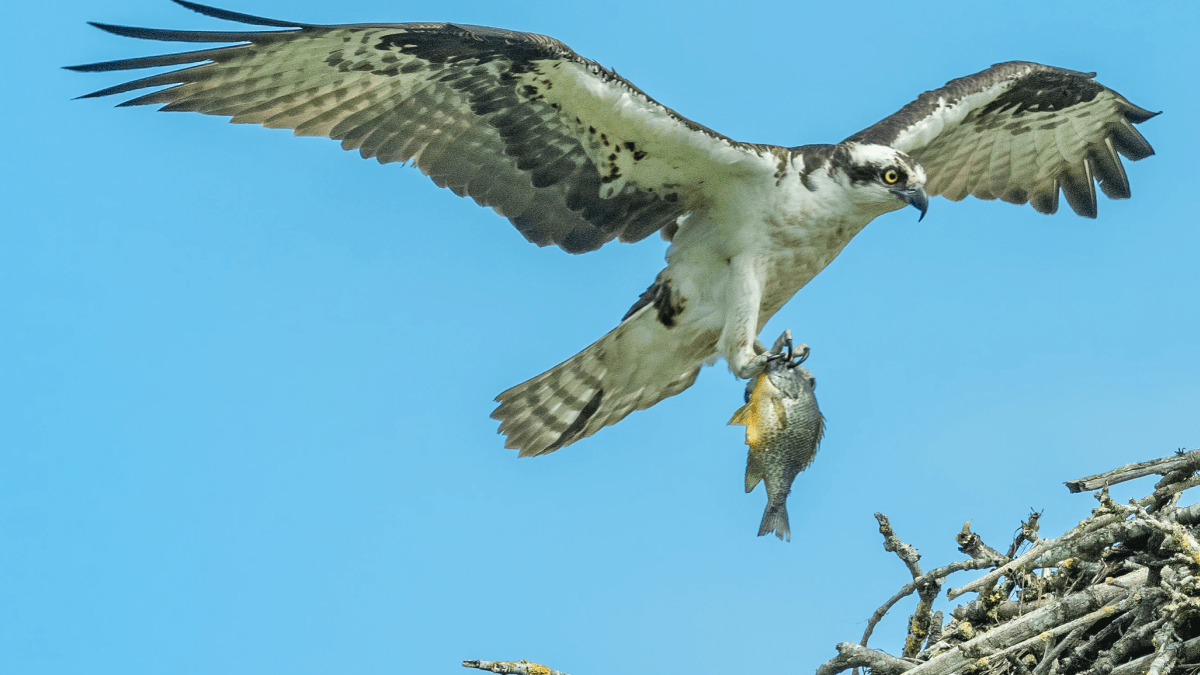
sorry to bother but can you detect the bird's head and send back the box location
[831,143,928,221]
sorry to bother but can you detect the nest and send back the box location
[818,449,1200,675]
[463,449,1200,675]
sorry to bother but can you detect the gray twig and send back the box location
[860,558,1005,649]
[957,520,1007,561]
[1066,449,1200,493]
[1031,625,1083,675]
[463,660,569,675]
[876,513,924,578]
[816,642,915,675]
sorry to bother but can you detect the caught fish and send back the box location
[728,332,824,541]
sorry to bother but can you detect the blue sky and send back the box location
[4,0,1198,673]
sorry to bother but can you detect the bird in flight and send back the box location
[70,1,1158,457]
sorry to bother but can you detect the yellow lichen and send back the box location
[903,599,935,657]
[1171,523,1200,568]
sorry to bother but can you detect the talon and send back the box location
[770,329,793,356]
[790,343,810,367]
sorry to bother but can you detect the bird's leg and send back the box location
[729,348,772,379]
[719,256,770,379]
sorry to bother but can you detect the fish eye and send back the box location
[882,168,900,184]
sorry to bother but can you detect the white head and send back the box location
[829,142,929,220]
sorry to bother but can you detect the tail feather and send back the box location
[758,502,791,542]
[492,305,707,456]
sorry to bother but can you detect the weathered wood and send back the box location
[463,660,570,675]
[818,448,1200,675]
[1065,449,1200,493]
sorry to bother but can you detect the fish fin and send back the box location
[758,502,791,542]
[744,452,763,493]
[730,373,768,428]
[730,402,763,447]
[728,403,751,426]
[771,397,788,430]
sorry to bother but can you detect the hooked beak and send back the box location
[894,185,929,221]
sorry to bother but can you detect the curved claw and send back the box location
[766,340,794,363]
[789,343,810,367]
[747,330,812,375]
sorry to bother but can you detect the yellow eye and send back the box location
[883,169,900,184]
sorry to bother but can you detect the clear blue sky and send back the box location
[4,1,1197,673]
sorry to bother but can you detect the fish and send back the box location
[728,332,824,541]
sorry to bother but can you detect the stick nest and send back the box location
[818,449,1200,675]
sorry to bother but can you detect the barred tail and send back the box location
[492,304,706,457]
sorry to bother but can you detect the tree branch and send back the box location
[463,660,569,675]
[860,558,1005,649]
[1065,449,1200,493]
[815,642,915,675]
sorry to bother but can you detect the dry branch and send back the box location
[463,660,569,675]
[1065,449,1200,493]
[819,447,1200,675]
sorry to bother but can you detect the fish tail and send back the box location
[758,502,791,542]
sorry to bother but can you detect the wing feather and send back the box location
[1095,137,1130,200]
[985,128,1014,200]
[68,1,777,252]
[848,61,1157,217]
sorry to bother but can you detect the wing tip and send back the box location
[170,0,312,29]
[1129,108,1163,125]
[74,3,309,46]
[84,21,137,38]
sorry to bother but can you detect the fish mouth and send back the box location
[893,185,929,221]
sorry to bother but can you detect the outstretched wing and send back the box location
[847,61,1158,217]
[68,1,772,253]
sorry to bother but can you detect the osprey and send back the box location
[71,1,1158,457]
